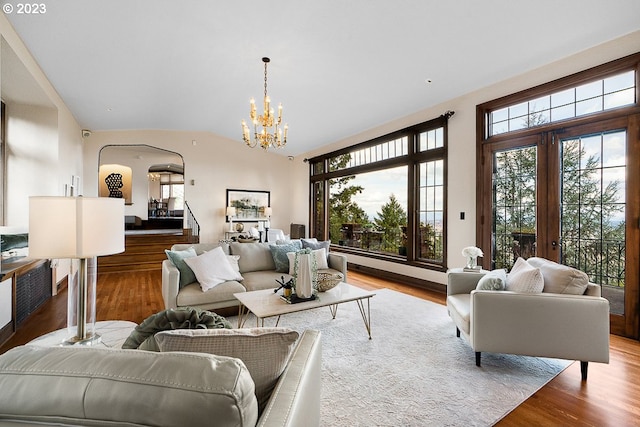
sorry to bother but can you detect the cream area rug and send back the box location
[231,288,570,426]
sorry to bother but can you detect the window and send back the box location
[309,114,450,270]
[488,70,636,137]
[160,173,184,210]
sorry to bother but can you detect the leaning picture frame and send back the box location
[226,189,270,222]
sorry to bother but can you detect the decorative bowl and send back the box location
[316,272,343,292]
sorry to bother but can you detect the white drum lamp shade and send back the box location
[29,196,124,344]
[29,197,124,259]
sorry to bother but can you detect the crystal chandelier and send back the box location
[242,57,288,150]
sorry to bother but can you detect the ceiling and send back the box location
[5,1,640,157]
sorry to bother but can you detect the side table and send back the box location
[27,320,137,349]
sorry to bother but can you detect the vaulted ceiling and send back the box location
[5,1,640,156]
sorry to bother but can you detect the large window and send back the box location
[309,114,451,270]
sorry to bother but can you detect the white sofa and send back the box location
[162,241,348,311]
[446,257,610,380]
[0,329,322,427]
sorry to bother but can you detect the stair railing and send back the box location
[184,200,200,242]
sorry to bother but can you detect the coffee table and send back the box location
[234,282,375,339]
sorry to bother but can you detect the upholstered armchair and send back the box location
[446,257,610,380]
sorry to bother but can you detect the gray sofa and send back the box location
[162,241,348,311]
[0,329,322,427]
[446,257,610,380]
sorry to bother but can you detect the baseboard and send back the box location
[347,263,446,294]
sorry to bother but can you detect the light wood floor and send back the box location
[1,269,639,426]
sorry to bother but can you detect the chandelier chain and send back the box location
[264,61,268,100]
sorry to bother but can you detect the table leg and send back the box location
[237,304,248,328]
[355,297,372,339]
[329,304,338,319]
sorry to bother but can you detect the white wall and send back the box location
[294,30,640,286]
[82,130,295,243]
[0,13,84,226]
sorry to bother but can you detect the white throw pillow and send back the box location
[506,257,544,293]
[286,248,328,275]
[526,257,589,294]
[476,269,507,291]
[226,255,241,273]
[312,248,329,269]
[286,252,297,275]
[155,327,300,415]
[184,246,244,292]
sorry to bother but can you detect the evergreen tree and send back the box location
[373,194,406,251]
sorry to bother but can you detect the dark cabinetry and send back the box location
[0,258,52,347]
[15,260,51,326]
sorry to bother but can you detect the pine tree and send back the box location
[373,194,406,251]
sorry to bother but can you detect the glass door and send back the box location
[482,116,639,338]
[553,119,637,337]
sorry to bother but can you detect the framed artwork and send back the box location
[226,189,270,221]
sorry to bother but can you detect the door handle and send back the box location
[551,240,558,250]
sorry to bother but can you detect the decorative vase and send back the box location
[293,250,318,298]
[295,253,314,298]
[466,256,477,270]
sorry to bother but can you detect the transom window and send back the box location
[327,136,409,172]
[489,70,636,137]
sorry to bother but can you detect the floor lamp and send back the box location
[29,196,125,345]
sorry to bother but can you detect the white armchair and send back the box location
[446,258,610,381]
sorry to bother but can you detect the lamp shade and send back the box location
[264,207,272,217]
[29,197,125,259]
[226,206,236,217]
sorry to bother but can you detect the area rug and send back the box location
[230,288,571,426]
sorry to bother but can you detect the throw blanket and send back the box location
[122,307,232,351]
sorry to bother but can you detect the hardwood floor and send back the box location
[1,269,639,426]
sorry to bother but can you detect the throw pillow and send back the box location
[476,269,507,291]
[276,239,302,250]
[155,327,300,415]
[184,246,244,292]
[286,248,328,275]
[312,248,329,269]
[122,307,232,351]
[226,255,241,273]
[269,243,301,273]
[301,239,330,257]
[506,257,544,293]
[526,257,589,294]
[165,247,197,288]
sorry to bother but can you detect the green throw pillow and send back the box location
[269,243,300,273]
[122,307,232,351]
[165,247,198,288]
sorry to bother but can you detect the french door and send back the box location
[480,115,640,338]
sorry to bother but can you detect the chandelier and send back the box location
[242,57,288,150]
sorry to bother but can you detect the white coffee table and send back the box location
[28,320,137,349]
[234,282,375,339]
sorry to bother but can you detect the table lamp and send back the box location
[29,196,124,345]
[226,206,236,232]
[264,207,272,242]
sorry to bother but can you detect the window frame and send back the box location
[309,114,450,271]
